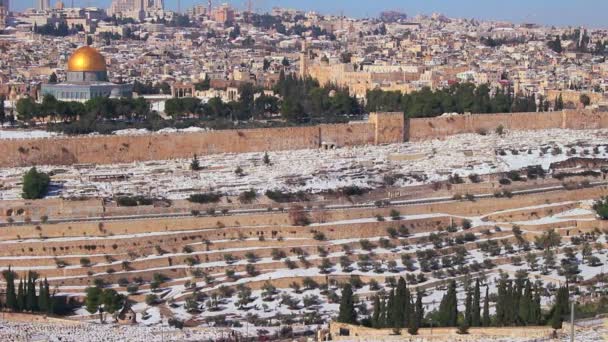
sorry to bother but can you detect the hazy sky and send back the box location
[11,0,608,28]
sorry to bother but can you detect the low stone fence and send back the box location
[327,321,555,341]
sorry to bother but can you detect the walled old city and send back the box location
[2,1,608,342]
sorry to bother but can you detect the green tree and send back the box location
[2,267,18,311]
[392,277,410,328]
[518,281,532,325]
[337,284,357,324]
[17,279,25,311]
[16,97,39,121]
[190,154,202,171]
[593,197,608,220]
[25,271,38,312]
[464,286,473,327]
[482,286,491,326]
[48,72,58,83]
[85,286,102,313]
[580,94,591,107]
[100,288,124,314]
[371,295,382,328]
[438,280,458,326]
[0,95,5,123]
[472,279,481,326]
[548,36,563,53]
[38,278,51,313]
[22,167,51,200]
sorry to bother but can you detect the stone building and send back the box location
[41,46,132,102]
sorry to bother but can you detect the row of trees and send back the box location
[166,74,360,124]
[17,96,151,124]
[274,72,362,123]
[338,275,570,334]
[365,83,548,117]
[34,22,83,37]
[2,268,55,314]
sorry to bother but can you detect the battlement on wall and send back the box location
[0,110,606,168]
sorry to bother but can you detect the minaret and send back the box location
[299,40,309,78]
[138,0,146,21]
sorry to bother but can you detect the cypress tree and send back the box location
[371,295,381,328]
[550,286,569,330]
[472,279,481,327]
[407,298,418,335]
[495,278,507,326]
[3,267,18,311]
[380,297,387,328]
[17,279,25,312]
[393,277,408,328]
[415,291,424,329]
[518,281,532,325]
[45,279,52,314]
[505,281,515,326]
[532,284,542,325]
[38,278,49,313]
[386,288,395,327]
[551,305,563,330]
[439,280,458,327]
[26,271,38,312]
[464,286,473,327]
[482,286,491,327]
[337,284,357,324]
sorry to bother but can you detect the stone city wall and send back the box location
[406,109,608,141]
[0,121,374,167]
[0,110,606,167]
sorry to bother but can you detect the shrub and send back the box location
[495,124,504,136]
[271,249,286,260]
[145,294,160,306]
[288,205,310,226]
[239,189,258,204]
[188,192,222,204]
[387,227,398,239]
[265,190,309,203]
[127,284,139,294]
[360,239,376,251]
[340,186,366,197]
[79,257,91,267]
[468,174,481,183]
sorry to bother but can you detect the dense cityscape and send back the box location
[0,1,608,341]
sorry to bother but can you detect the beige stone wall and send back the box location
[369,112,405,144]
[0,110,607,167]
[328,322,555,341]
[407,111,565,141]
[0,120,377,168]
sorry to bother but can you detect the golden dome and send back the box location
[67,46,107,72]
